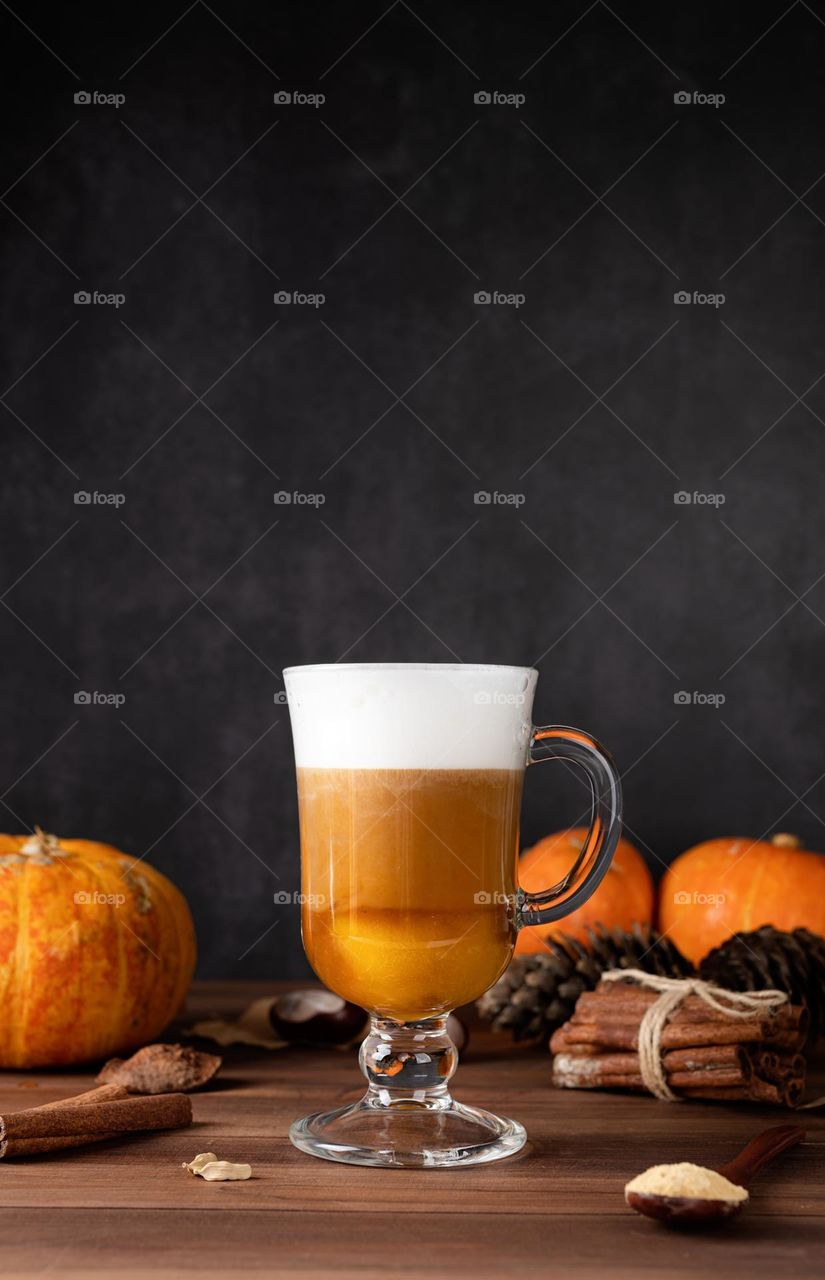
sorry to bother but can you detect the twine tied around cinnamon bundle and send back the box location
[600,969,789,1101]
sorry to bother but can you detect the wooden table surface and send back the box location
[1,981,823,1279]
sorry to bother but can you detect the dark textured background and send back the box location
[2,1,824,976]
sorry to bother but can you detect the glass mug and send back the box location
[284,662,622,1168]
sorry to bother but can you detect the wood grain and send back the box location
[0,982,822,1278]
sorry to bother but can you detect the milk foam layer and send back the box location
[284,664,537,770]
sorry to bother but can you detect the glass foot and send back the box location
[290,1095,526,1169]
[289,1013,526,1169]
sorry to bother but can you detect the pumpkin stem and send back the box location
[19,828,68,857]
[770,832,801,850]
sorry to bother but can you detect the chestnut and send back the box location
[270,990,368,1046]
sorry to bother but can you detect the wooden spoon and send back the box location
[626,1125,806,1224]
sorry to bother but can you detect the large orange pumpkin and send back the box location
[658,832,825,965]
[0,829,196,1067]
[515,827,654,955]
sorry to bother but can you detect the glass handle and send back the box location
[517,725,623,928]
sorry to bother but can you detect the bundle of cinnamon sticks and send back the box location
[550,980,808,1106]
[0,1083,192,1158]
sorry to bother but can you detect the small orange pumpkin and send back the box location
[0,829,196,1067]
[515,827,654,955]
[658,832,825,965]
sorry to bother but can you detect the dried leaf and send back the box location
[184,997,286,1050]
[98,1044,222,1093]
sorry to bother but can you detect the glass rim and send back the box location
[283,662,537,676]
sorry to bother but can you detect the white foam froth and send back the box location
[283,664,537,770]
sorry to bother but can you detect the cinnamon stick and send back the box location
[550,1018,772,1052]
[2,1084,131,1156]
[576,986,805,1033]
[778,1054,806,1080]
[751,1049,778,1077]
[0,1090,192,1159]
[550,978,808,1107]
[784,1077,805,1107]
[667,1044,749,1072]
[554,1070,647,1092]
[35,1085,130,1108]
[550,1044,749,1077]
[680,1076,798,1106]
[552,1055,751,1090]
[576,988,753,1024]
[552,1056,804,1105]
[765,1027,807,1051]
[750,1050,806,1083]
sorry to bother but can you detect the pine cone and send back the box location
[477,925,695,1042]
[700,926,825,1042]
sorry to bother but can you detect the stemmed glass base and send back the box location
[289,1014,526,1169]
